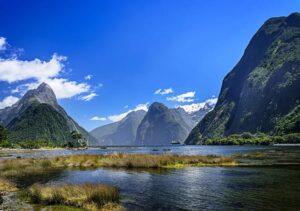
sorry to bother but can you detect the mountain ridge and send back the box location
[186,12,300,144]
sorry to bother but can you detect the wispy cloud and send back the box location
[167,91,196,103]
[0,95,19,109]
[108,103,148,122]
[80,93,97,101]
[84,74,92,80]
[0,37,6,51]
[154,88,173,95]
[90,116,106,121]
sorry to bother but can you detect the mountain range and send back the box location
[90,110,146,146]
[0,83,96,146]
[186,12,300,144]
[91,101,214,146]
[1,13,298,147]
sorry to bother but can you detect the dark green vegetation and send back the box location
[7,103,73,145]
[186,13,300,144]
[203,132,300,145]
[0,133,85,149]
[0,83,96,147]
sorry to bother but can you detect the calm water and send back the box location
[48,166,300,211]
[2,146,300,210]
[0,145,280,158]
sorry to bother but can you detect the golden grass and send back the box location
[27,183,123,211]
[0,153,238,176]
[48,153,238,169]
[0,158,62,181]
[0,178,18,193]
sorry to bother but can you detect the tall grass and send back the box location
[0,178,18,193]
[0,153,238,175]
[27,183,123,211]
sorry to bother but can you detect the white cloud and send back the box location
[0,96,19,109]
[0,37,6,51]
[178,97,218,113]
[205,97,218,106]
[154,88,173,95]
[167,91,196,103]
[0,54,66,83]
[90,116,106,121]
[84,74,92,80]
[80,92,97,101]
[19,79,91,100]
[0,38,96,100]
[108,103,149,122]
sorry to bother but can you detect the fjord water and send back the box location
[49,166,300,210]
[2,145,280,158]
[5,146,300,210]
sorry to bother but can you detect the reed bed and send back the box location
[27,183,123,211]
[0,178,18,193]
[0,153,238,175]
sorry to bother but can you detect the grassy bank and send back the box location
[0,153,238,174]
[26,183,123,211]
[0,178,18,193]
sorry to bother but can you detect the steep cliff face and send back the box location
[135,102,194,146]
[186,13,300,144]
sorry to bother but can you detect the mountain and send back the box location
[90,110,146,146]
[90,101,213,146]
[0,83,96,145]
[135,102,197,146]
[179,103,215,123]
[186,13,300,144]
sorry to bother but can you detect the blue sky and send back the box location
[0,0,299,131]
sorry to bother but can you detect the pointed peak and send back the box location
[20,82,58,107]
[37,82,52,91]
[149,102,166,108]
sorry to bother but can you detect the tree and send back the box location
[70,131,86,148]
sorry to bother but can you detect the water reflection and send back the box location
[46,166,300,210]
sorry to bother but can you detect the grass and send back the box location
[0,158,63,185]
[0,178,18,193]
[0,153,237,209]
[47,153,238,168]
[26,183,123,211]
[0,153,238,175]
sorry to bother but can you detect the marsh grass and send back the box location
[0,178,18,193]
[0,153,238,175]
[0,158,64,188]
[27,183,123,211]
